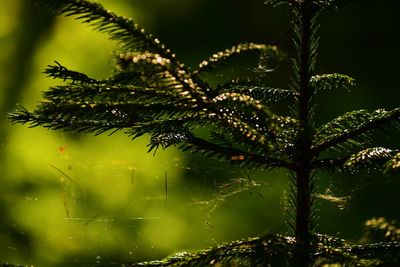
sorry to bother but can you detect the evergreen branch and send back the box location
[148,132,190,153]
[210,92,299,153]
[312,108,400,155]
[10,105,208,138]
[384,152,400,174]
[221,85,297,103]
[42,84,182,104]
[216,78,263,88]
[36,100,192,117]
[211,92,282,126]
[211,92,272,143]
[8,101,196,134]
[312,236,362,266]
[44,61,98,84]
[209,131,233,148]
[193,43,280,76]
[314,110,371,147]
[8,107,125,135]
[9,72,206,135]
[129,114,213,141]
[10,103,292,170]
[29,0,176,60]
[109,69,185,89]
[117,52,210,102]
[343,147,398,174]
[264,1,287,8]
[182,135,295,170]
[130,234,294,266]
[313,0,347,10]
[134,115,209,135]
[313,148,400,174]
[146,127,295,170]
[312,234,398,266]
[314,233,349,249]
[129,233,395,267]
[273,1,346,11]
[310,73,355,92]
[349,242,400,264]
[11,82,296,156]
[208,127,270,158]
[211,114,296,160]
[212,92,269,116]
[116,52,174,71]
[270,116,299,156]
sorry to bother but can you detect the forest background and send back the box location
[0,0,399,266]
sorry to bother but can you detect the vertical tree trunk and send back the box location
[293,166,313,266]
[292,1,315,266]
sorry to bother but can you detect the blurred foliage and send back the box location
[362,217,400,243]
[1,0,400,266]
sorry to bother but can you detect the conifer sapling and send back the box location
[9,0,400,266]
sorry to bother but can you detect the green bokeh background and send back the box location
[0,0,399,266]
